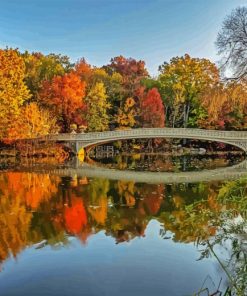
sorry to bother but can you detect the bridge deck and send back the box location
[41,128,247,152]
[45,128,247,141]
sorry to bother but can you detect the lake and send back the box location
[0,154,246,296]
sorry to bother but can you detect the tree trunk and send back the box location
[183,103,190,145]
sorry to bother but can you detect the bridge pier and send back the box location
[65,141,91,155]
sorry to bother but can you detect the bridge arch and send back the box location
[82,136,246,153]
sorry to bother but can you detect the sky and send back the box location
[1,0,247,75]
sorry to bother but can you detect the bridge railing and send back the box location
[44,128,247,142]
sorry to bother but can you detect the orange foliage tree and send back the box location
[74,58,93,83]
[199,81,247,129]
[40,72,86,132]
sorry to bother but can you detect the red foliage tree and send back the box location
[107,56,149,94]
[141,88,165,127]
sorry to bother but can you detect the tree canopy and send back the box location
[1,21,247,144]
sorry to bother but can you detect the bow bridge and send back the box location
[42,128,247,153]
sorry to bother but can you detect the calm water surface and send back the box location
[0,154,245,295]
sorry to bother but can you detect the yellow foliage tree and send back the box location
[7,102,58,140]
[158,54,219,127]
[0,49,30,139]
[85,82,110,131]
[117,97,136,128]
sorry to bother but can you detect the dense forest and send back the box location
[1,49,247,142]
[1,7,247,145]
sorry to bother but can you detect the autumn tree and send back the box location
[40,72,86,132]
[86,68,124,125]
[141,77,162,91]
[199,81,247,129]
[0,48,30,139]
[85,82,110,132]
[198,83,225,129]
[105,56,149,95]
[23,52,72,101]
[7,102,58,140]
[117,97,137,128]
[158,54,219,128]
[141,88,165,128]
[74,58,93,83]
[91,68,123,101]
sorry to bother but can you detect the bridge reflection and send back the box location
[15,159,247,184]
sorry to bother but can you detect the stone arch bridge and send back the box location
[22,128,247,183]
[40,128,247,153]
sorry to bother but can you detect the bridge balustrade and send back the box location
[34,128,247,152]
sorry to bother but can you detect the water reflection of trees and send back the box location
[161,178,247,295]
[92,152,244,172]
[0,172,246,293]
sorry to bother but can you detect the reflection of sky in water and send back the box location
[0,220,226,296]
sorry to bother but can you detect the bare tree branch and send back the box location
[216,6,247,79]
